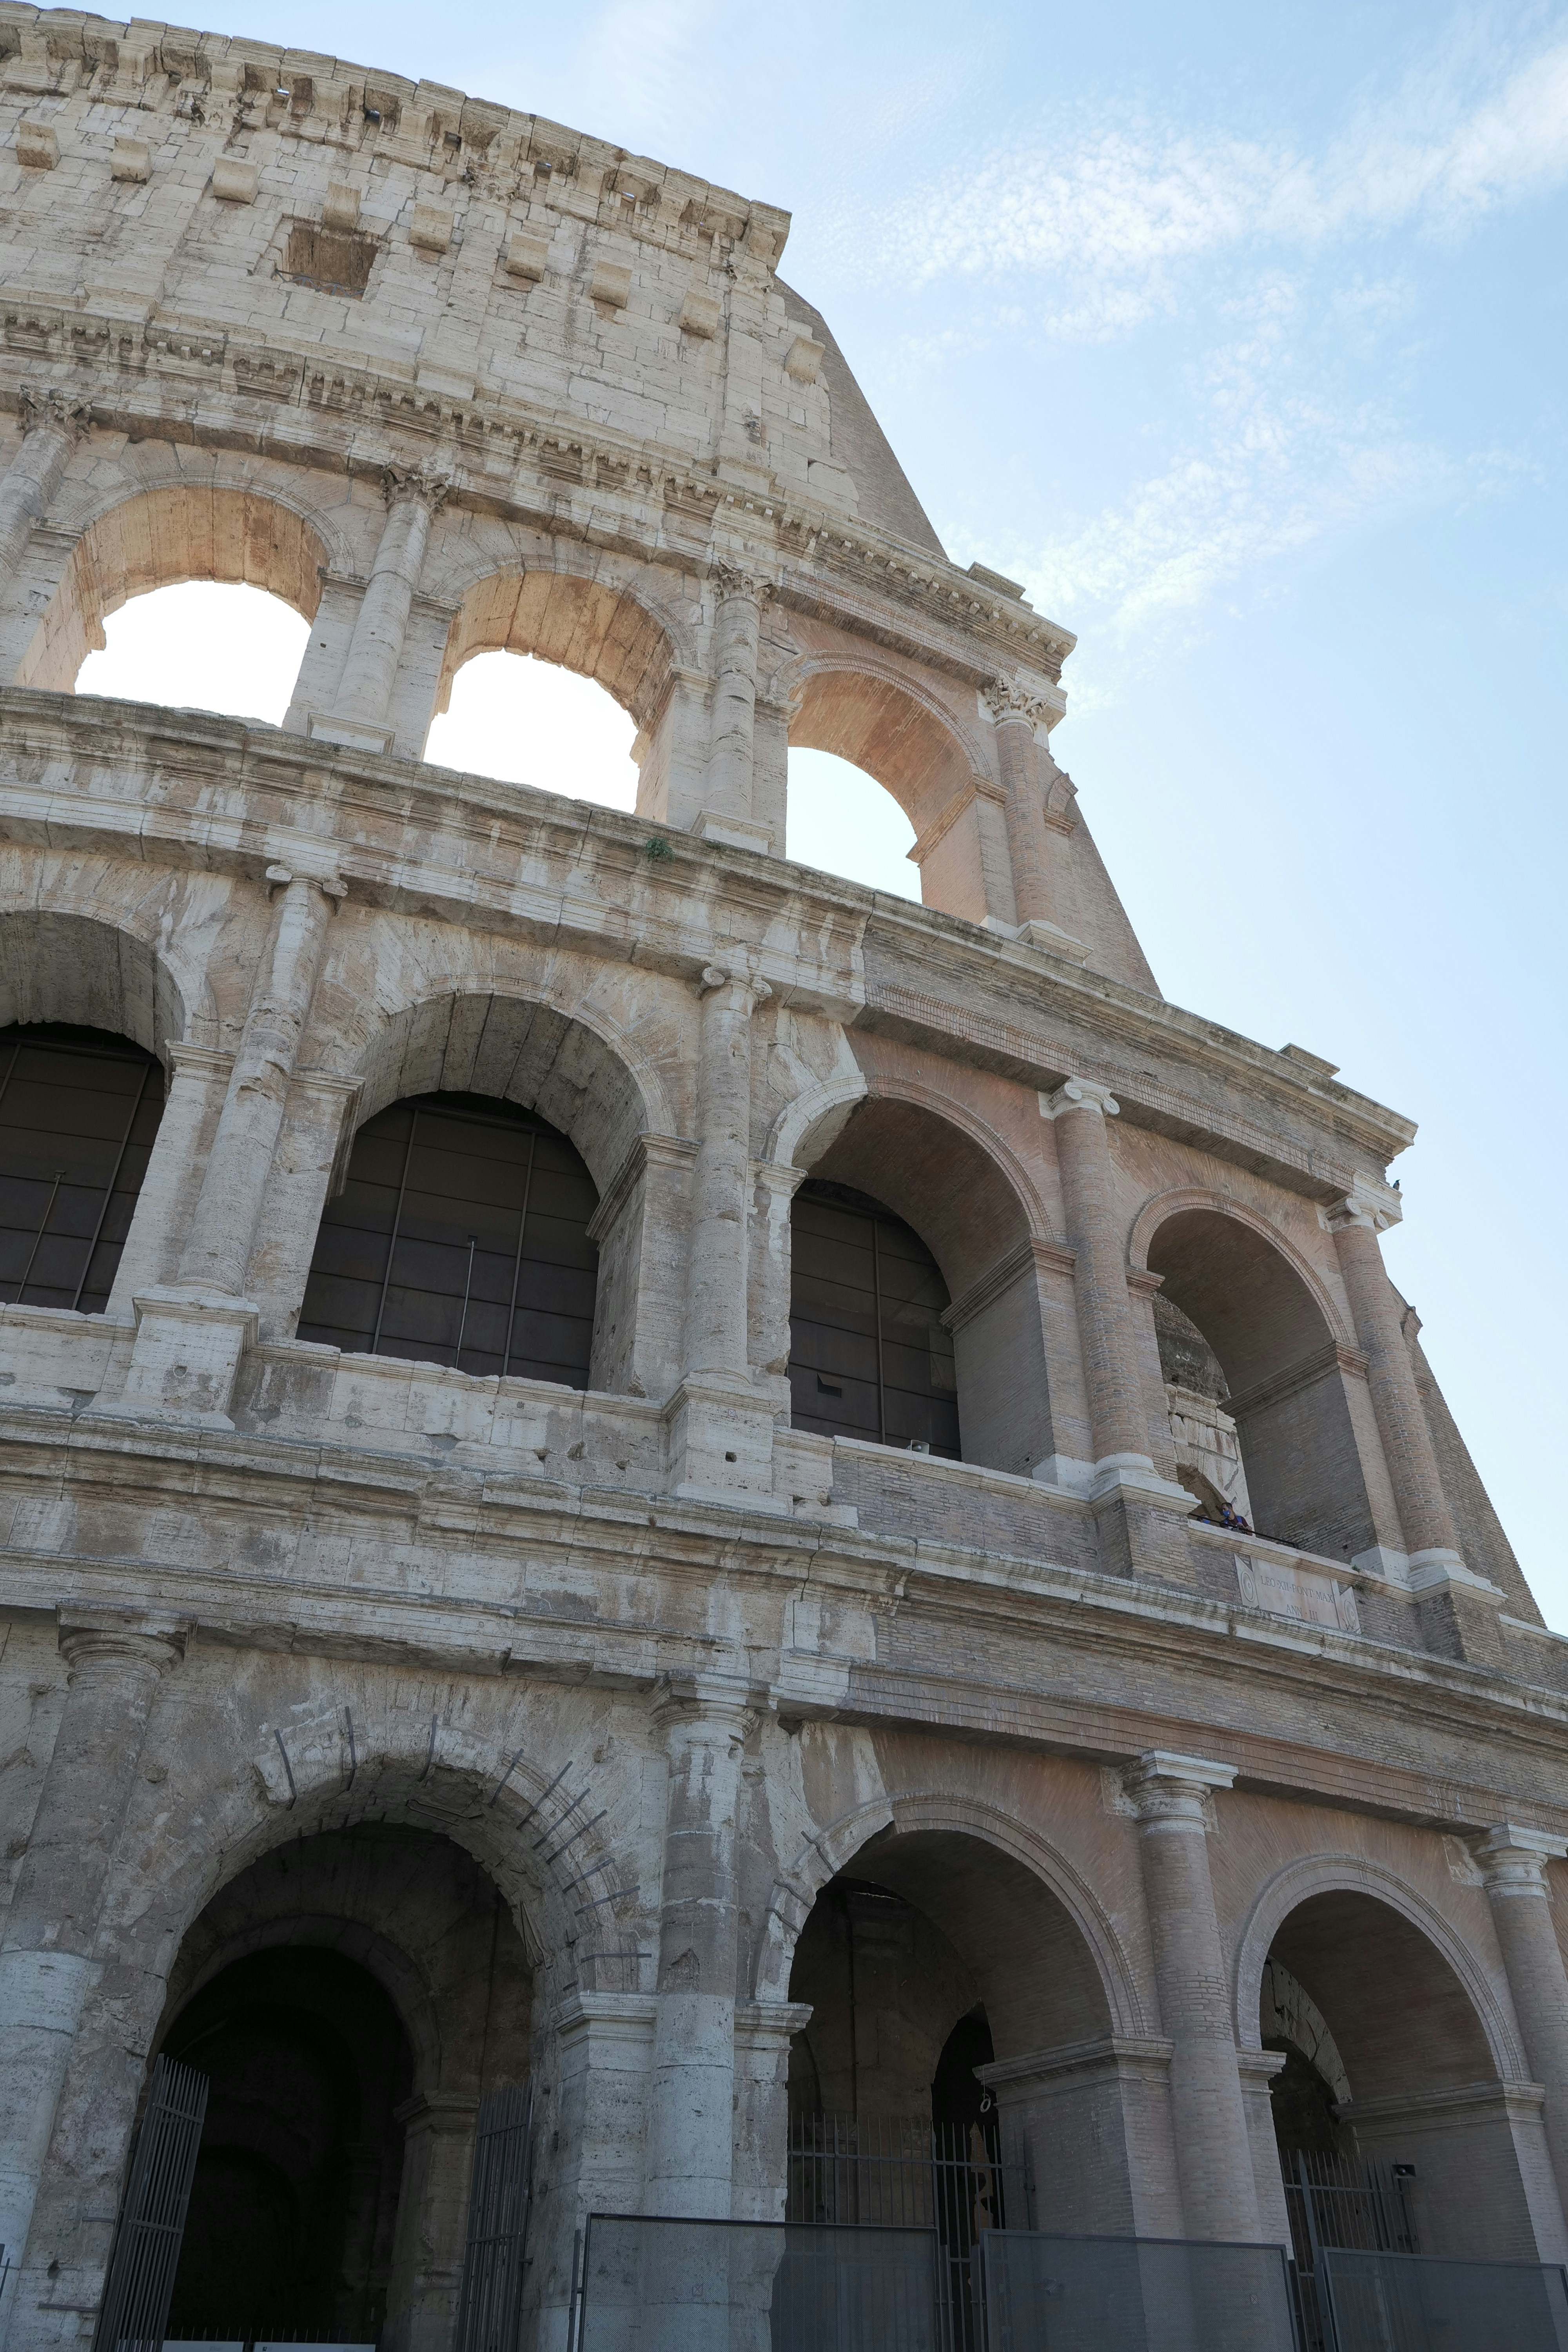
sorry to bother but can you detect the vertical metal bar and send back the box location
[369,1105,418,1356]
[501,1129,537,1381]
[13,1168,65,1303]
[871,1211,887,1445]
[70,1059,151,1311]
[453,1234,478,1369]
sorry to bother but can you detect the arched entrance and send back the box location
[145,1822,534,2352]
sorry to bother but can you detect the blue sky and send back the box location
[84,3,1568,1620]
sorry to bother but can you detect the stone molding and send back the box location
[1040,1075,1120,1120]
[941,1234,1078,1335]
[977,2033,1175,2096]
[1474,1824,1568,1893]
[17,383,91,439]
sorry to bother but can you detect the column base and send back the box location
[305,709,396,757]
[664,1377,789,1511]
[86,1286,259,1428]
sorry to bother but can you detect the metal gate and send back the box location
[1283,2147,1417,2352]
[92,2054,209,2352]
[454,2083,535,2352]
[787,2112,1025,2349]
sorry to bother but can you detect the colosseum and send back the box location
[0,11,1563,2352]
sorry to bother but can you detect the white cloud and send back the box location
[860,26,1568,332]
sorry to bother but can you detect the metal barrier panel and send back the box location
[1321,2248,1568,2352]
[576,2214,941,2352]
[979,2229,1298,2352]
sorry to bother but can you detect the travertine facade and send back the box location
[0,12,1564,2349]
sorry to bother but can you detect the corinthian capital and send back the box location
[18,385,92,440]
[711,559,775,605]
[382,463,454,514]
[984,672,1053,728]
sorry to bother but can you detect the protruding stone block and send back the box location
[110,136,150,183]
[504,230,550,280]
[590,259,632,308]
[410,201,454,254]
[784,333,824,384]
[211,157,259,203]
[679,289,721,338]
[323,180,361,230]
[16,119,59,171]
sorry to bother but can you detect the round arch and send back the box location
[1234,1851,1524,2084]
[18,480,331,695]
[0,904,203,1063]
[787,653,988,841]
[1128,1184,1353,1352]
[755,1786,1146,2040]
[430,557,687,735]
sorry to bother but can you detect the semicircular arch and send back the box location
[1129,1184,1352,1344]
[1234,1850,1524,2083]
[430,546,691,734]
[788,651,989,840]
[0,903,205,1062]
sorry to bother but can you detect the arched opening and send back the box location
[785,748,920,899]
[163,1945,412,2344]
[20,484,325,715]
[788,1179,958,1457]
[1146,1208,1376,1560]
[786,1824,1125,2309]
[296,1091,599,1387]
[1261,1889,1533,2276]
[424,650,639,806]
[0,1022,165,1314]
[149,1821,532,2352]
[788,1093,1046,1474]
[788,665,994,922]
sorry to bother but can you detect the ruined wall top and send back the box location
[0,5,1055,659]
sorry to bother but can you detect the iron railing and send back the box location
[454,2083,535,2352]
[1283,2148,1418,2352]
[92,2054,209,2352]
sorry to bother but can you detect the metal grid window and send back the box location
[0,1023,166,1316]
[788,1178,960,1457]
[296,1091,599,1388]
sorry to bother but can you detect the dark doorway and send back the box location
[789,1179,959,1456]
[296,1091,599,1387]
[0,1022,165,1314]
[162,1946,412,2345]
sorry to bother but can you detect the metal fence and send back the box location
[979,2228,1299,2352]
[787,2113,1022,2346]
[91,2054,209,2352]
[1283,2148,1417,2350]
[574,2213,942,2352]
[1321,2247,1568,2352]
[453,2084,535,2352]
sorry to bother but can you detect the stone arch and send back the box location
[430,548,689,735]
[1234,1851,1524,2083]
[325,982,676,1200]
[1132,1186,1375,1557]
[787,652,988,843]
[755,1787,1144,2041]
[0,905,196,1064]
[1127,1185,1353,1348]
[17,476,332,693]
[764,1069,868,1172]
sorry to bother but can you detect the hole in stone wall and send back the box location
[74,582,310,726]
[786,748,920,900]
[279,220,380,298]
[424,650,639,809]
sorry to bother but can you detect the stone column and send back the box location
[178,869,343,1300]
[701,566,771,843]
[685,967,769,1386]
[383,2090,479,2352]
[1041,1078,1150,1472]
[985,676,1083,957]
[1329,1186,1462,1574]
[0,389,90,584]
[1126,1751,1262,2242]
[644,1680,752,2217]
[318,470,449,746]
[1476,1825,1568,2234]
[0,1620,183,2315]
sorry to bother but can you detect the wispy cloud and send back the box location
[579,0,721,150]
[858,26,1568,336]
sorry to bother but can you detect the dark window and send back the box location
[0,1022,165,1316]
[296,1091,599,1388]
[789,1179,959,1457]
[279,222,379,298]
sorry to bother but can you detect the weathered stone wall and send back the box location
[0,15,1564,2352]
